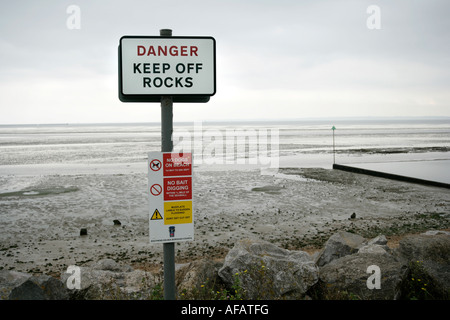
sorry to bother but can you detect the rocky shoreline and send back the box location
[1,229,449,300]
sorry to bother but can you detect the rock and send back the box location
[218,238,318,299]
[34,274,70,300]
[80,228,87,236]
[9,278,46,300]
[368,234,388,246]
[358,235,390,254]
[176,259,222,296]
[316,231,450,300]
[421,230,450,236]
[315,231,366,267]
[350,212,356,219]
[3,230,448,300]
[358,244,389,255]
[396,232,450,295]
[122,269,156,297]
[0,270,32,300]
[60,258,156,300]
[0,271,69,300]
[113,219,121,226]
[318,251,408,300]
[61,268,112,300]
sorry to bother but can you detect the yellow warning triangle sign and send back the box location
[151,209,163,220]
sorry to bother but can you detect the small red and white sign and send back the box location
[164,176,192,201]
[163,153,192,176]
[150,159,162,171]
[150,183,162,196]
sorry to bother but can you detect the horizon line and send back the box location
[1,115,450,126]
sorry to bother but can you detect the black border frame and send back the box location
[118,35,216,103]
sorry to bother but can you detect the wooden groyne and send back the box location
[333,163,450,189]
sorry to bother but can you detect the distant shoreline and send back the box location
[1,116,450,127]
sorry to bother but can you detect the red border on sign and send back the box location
[150,184,162,196]
[150,159,162,171]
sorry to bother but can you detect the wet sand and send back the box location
[1,167,449,277]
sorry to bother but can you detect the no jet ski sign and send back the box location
[119,36,216,102]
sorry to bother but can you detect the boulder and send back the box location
[218,239,318,299]
[358,234,390,255]
[9,277,46,300]
[10,275,69,300]
[421,230,450,236]
[316,231,450,300]
[176,259,223,298]
[60,258,156,300]
[396,232,450,295]
[315,231,366,267]
[0,270,31,300]
[318,250,408,300]
[358,244,389,255]
[1,271,69,300]
[367,234,388,246]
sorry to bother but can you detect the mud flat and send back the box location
[0,167,449,277]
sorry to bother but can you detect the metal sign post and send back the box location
[118,28,215,300]
[160,28,176,301]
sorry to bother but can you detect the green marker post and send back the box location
[332,126,336,165]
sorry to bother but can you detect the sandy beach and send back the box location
[1,166,449,278]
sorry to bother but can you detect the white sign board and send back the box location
[119,36,215,102]
[148,152,194,243]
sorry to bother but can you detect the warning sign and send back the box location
[150,159,162,171]
[164,177,192,201]
[118,36,216,103]
[163,153,192,176]
[148,151,193,243]
[151,209,163,220]
[164,201,192,225]
[150,183,162,196]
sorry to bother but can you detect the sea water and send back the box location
[0,118,449,189]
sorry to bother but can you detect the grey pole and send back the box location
[332,126,336,165]
[160,28,176,300]
[333,130,335,164]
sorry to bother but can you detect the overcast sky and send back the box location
[0,0,449,124]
